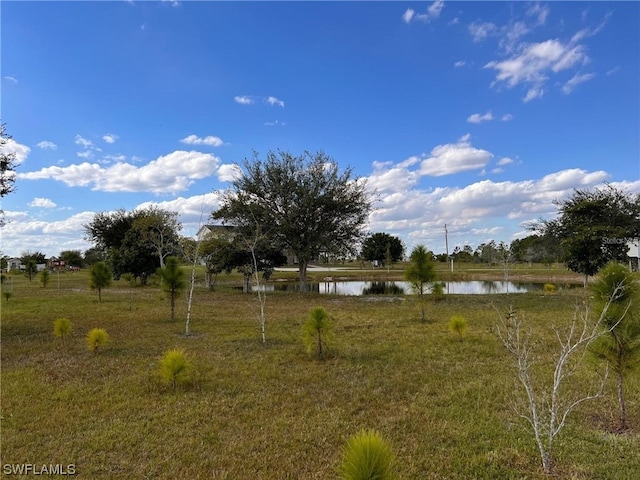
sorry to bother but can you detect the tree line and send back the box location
[2,146,638,288]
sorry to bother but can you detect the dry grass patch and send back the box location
[1,272,638,478]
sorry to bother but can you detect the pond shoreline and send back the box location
[275,270,587,286]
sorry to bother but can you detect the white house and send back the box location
[6,258,22,272]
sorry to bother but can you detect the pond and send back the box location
[253,280,576,295]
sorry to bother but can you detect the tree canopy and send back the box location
[1,123,18,226]
[213,150,373,290]
[0,123,17,198]
[533,185,640,282]
[361,232,404,266]
[84,208,182,282]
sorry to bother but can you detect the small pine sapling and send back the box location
[432,281,446,302]
[86,328,109,353]
[159,348,192,391]
[543,283,556,295]
[448,315,467,341]
[53,318,72,344]
[302,306,334,360]
[40,269,50,288]
[338,429,396,480]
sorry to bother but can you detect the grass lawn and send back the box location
[1,269,638,479]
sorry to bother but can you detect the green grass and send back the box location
[1,270,639,479]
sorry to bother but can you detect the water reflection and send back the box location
[253,280,571,295]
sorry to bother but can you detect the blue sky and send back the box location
[1,1,639,259]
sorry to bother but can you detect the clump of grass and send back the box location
[86,328,109,353]
[302,306,334,360]
[338,429,396,480]
[448,315,468,341]
[159,348,192,391]
[543,283,556,295]
[53,318,72,344]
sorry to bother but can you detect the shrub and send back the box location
[53,318,72,344]
[3,291,12,303]
[338,429,396,480]
[448,315,468,341]
[159,348,192,391]
[86,328,109,353]
[543,283,556,295]
[302,306,334,360]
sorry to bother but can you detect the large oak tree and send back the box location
[361,232,404,266]
[213,150,373,290]
[534,185,640,284]
[83,208,182,282]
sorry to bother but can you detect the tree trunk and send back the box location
[617,370,628,431]
[299,259,308,292]
[170,291,175,322]
[541,449,554,475]
[317,328,323,360]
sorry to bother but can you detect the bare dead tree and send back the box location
[185,204,206,336]
[495,291,626,474]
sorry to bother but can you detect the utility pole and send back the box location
[445,224,452,272]
[445,224,449,262]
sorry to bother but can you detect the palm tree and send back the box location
[158,256,186,322]
[589,262,640,431]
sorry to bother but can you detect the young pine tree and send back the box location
[589,262,640,431]
[158,256,186,322]
[405,245,437,322]
[302,306,334,360]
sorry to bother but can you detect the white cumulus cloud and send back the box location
[234,95,254,105]
[467,111,494,123]
[180,134,224,146]
[217,164,243,182]
[74,135,93,147]
[0,139,31,164]
[403,0,444,24]
[402,8,415,24]
[19,150,221,194]
[102,134,119,144]
[419,134,493,176]
[37,141,57,150]
[497,157,514,166]
[266,96,285,107]
[28,197,57,208]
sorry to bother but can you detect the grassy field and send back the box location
[1,269,638,479]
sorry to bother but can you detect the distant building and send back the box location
[6,258,22,272]
[196,224,236,241]
[627,238,639,272]
[48,257,66,270]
